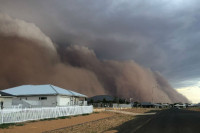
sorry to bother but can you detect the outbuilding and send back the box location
[2,84,87,108]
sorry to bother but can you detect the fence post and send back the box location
[41,107,43,119]
[1,110,3,124]
[24,108,26,122]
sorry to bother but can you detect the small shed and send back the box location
[0,91,14,109]
[2,84,87,108]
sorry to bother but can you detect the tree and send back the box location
[119,98,125,104]
[113,97,118,103]
[89,99,94,104]
[134,101,139,107]
[103,98,107,103]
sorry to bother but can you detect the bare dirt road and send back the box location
[113,108,200,133]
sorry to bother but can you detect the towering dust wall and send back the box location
[0,14,188,103]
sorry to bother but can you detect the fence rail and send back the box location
[0,106,93,124]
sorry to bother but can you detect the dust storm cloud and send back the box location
[0,14,188,103]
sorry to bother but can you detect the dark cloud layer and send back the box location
[1,0,200,89]
[0,13,188,103]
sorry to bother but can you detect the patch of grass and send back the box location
[39,118,58,121]
[82,113,89,116]
[0,123,15,129]
[93,112,99,114]
[73,115,80,117]
[0,123,25,129]
[15,123,25,126]
[28,120,37,123]
[58,116,71,119]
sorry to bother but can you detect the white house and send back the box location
[174,103,186,108]
[2,84,87,108]
[0,91,14,109]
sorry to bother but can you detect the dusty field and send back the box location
[47,113,135,133]
[43,108,160,133]
[186,107,200,112]
[0,112,114,133]
[120,108,161,113]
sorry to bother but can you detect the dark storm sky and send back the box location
[1,0,200,88]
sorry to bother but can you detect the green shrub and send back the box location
[82,113,89,116]
[15,123,25,126]
[58,116,71,119]
[0,123,15,129]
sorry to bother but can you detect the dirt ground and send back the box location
[0,112,114,133]
[120,108,161,113]
[186,107,200,112]
[0,108,159,133]
[47,113,135,133]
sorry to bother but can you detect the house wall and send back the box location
[13,95,57,107]
[12,95,86,107]
[57,95,71,106]
[57,96,84,106]
[0,97,12,108]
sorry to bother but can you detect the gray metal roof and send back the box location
[0,91,14,97]
[2,85,87,97]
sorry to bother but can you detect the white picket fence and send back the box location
[0,106,93,124]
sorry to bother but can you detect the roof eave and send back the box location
[13,94,57,97]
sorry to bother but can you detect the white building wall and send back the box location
[12,95,86,107]
[0,98,12,108]
[13,96,57,107]
[57,95,70,106]
[3,98,12,108]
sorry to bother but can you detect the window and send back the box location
[20,97,27,100]
[39,97,47,100]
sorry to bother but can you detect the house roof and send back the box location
[0,91,14,97]
[2,85,87,97]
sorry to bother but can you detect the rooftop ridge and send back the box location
[51,85,74,96]
[49,84,58,94]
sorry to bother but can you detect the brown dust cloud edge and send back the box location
[0,13,188,103]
